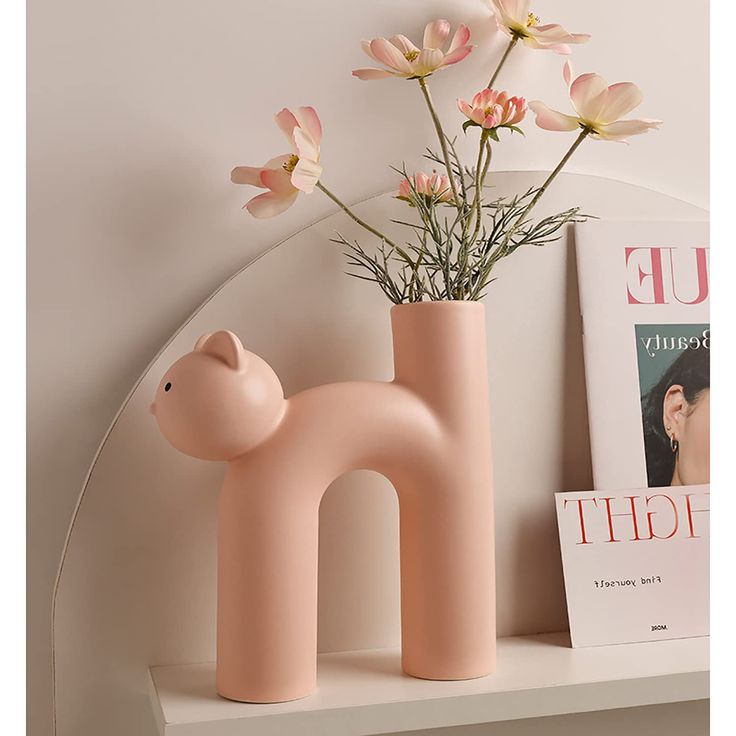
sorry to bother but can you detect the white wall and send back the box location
[27,1,709,734]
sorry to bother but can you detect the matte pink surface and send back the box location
[151,301,495,703]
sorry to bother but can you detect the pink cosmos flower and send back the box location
[397,171,454,204]
[458,89,527,132]
[486,0,590,55]
[353,19,472,80]
[528,62,662,142]
[273,107,323,192]
[231,106,323,218]
[231,154,300,218]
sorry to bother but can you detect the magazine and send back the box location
[556,486,709,647]
[575,221,710,490]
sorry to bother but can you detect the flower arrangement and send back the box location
[232,0,661,303]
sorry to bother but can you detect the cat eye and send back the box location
[164,382,172,392]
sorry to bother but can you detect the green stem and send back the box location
[316,181,401,250]
[487,37,518,89]
[509,128,590,235]
[470,131,491,244]
[481,139,492,182]
[317,180,420,279]
[418,77,460,206]
[445,134,467,202]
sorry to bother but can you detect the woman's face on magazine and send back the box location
[674,388,710,485]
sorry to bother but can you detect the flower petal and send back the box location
[549,43,572,55]
[597,82,643,124]
[494,20,514,38]
[528,101,580,131]
[423,19,451,50]
[504,0,529,16]
[274,108,299,151]
[291,157,323,193]
[231,155,292,187]
[293,127,319,164]
[491,0,529,30]
[360,39,380,63]
[414,47,445,76]
[260,167,296,194]
[472,89,490,107]
[231,166,267,187]
[352,67,395,80]
[509,98,527,124]
[528,24,572,43]
[457,98,473,116]
[569,72,608,121]
[415,171,430,194]
[493,0,528,23]
[482,114,498,129]
[595,118,662,141]
[263,154,293,170]
[531,24,590,45]
[370,38,413,73]
[246,190,299,218]
[448,24,471,53]
[439,44,473,68]
[389,34,419,54]
[294,106,323,146]
[563,60,574,88]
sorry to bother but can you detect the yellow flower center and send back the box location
[526,12,540,27]
[404,49,420,62]
[283,154,299,173]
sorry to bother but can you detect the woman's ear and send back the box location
[662,384,687,440]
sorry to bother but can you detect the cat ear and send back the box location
[194,333,212,351]
[196,330,246,371]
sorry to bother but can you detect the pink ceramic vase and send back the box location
[151,301,495,702]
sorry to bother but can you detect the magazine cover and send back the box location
[575,221,710,490]
[556,485,709,647]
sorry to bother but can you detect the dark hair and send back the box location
[641,344,710,487]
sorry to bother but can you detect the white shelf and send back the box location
[148,632,709,736]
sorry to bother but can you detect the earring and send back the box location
[670,434,679,454]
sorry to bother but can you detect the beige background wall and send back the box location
[28,1,708,735]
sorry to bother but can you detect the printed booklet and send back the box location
[575,221,709,490]
[556,486,709,647]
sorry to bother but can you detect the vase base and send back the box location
[216,686,315,704]
[402,666,496,682]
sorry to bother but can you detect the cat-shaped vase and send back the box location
[151,300,495,703]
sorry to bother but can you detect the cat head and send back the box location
[151,330,286,461]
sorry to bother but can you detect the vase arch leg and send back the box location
[216,479,320,703]
[397,465,496,681]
